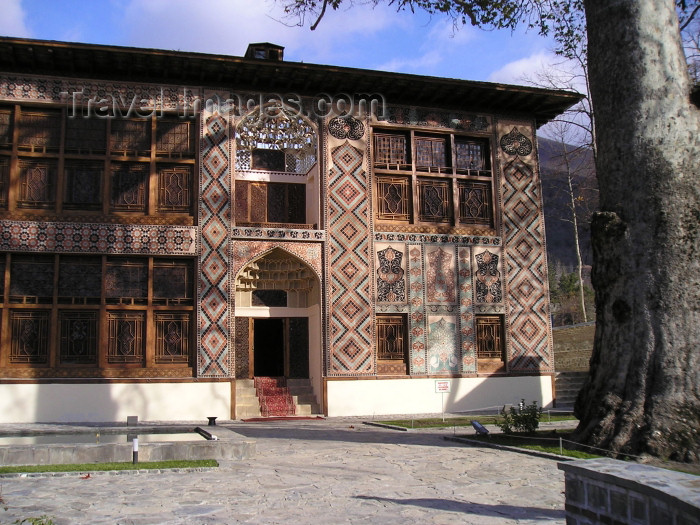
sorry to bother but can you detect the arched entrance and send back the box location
[234,248,320,381]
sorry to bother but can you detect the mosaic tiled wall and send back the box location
[0,221,196,255]
[458,247,476,373]
[0,74,199,110]
[407,244,427,374]
[198,110,232,378]
[231,241,323,283]
[326,138,374,376]
[498,122,554,372]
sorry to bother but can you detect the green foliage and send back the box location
[497,399,542,434]
[0,460,218,474]
[13,517,55,525]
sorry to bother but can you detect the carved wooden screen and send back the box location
[153,259,193,305]
[59,310,98,364]
[63,161,103,209]
[18,160,56,209]
[10,310,49,363]
[107,311,145,364]
[475,316,505,359]
[158,165,192,213]
[65,118,107,154]
[455,140,487,172]
[0,108,12,149]
[376,315,407,360]
[235,181,306,225]
[17,110,61,152]
[418,178,451,223]
[415,136,448,172]
[110,119,150,156]
[458,181,492,226]
[376,176,411,221]
[156,120,193,157]
[58,256,102,304]
[110,162,148,212]
[374,133,409,169]
[155,312,191,364]
[0,156,8,208]
[10,255,54,303]
[105,258,148,305]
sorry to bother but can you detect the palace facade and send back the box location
[0,37,581,422]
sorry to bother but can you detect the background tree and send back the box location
[280,0,700,461]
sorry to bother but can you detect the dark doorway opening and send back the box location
[253,318,284,376]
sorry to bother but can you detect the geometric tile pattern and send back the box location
[501,156,553,372]
[425,246,456,304]
[457,247,477,373]
[374,231,501,246]
[231,227,325,241]
[0,74,199,110]
[326,141,374,375]
[427,316,459,374]
[0,220,196,255]
[407,245,427,374]
[377,106,490,133]
[231,241,322,282]
[198,113,231,378]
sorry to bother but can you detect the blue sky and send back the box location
[0,0,566,86]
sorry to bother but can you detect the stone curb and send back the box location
[362,421,410,431]
[0,466,219,479]
[444,435,576,462]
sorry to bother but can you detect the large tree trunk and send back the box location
[574,0,700,461]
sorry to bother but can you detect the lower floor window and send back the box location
[475,315,505,360]
[376,314,407,360]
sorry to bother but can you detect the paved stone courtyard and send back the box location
[0,418,566,524]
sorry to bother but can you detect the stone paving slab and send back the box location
[0,417,567,524]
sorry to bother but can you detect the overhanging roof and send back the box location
[0,37,583,127]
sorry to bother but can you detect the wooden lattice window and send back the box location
[418,178,451,223]
[458,181,492,225]
[17,110,61,152]
[155,312,191,364]
[0,108,12,149]
[107,311,145,364]
[10,310,49,364]
[377,315,407,360]
[0,257,5,299]
[10,255,54,304]
[18,160,56,208]
[235,181,306,225]
[476,316,505,359]
[157,165,192,213]
[455,140,487,172]
[374,133,409,169]
[153,259,193,305]
[58,256,102,304]
[110,119,150,155]
[156,119,193,156]
[64,161,103,209]
[110,162,148,212]
[65,117,107,153]
[376,176,411,221]
[59,310,98,364]
[415,136,448,171]
[105,258,147,305]
[0,156,8,208]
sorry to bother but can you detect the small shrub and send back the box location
[497,399,542,434]
[14,517,55,525]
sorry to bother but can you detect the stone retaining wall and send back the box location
[558,458,699,525]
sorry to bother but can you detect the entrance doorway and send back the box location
[253,318,285,376]
[252,317,309,378]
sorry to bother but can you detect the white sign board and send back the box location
[435,380,451,393]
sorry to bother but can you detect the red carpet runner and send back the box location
[254,376,296,417]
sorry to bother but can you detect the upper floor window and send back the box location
[373,126,493,228]
[0,105,196,219]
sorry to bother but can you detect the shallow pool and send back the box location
[0,431,204,445]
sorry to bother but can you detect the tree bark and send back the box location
[575,0,700,461]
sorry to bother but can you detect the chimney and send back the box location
[245,43,284,61]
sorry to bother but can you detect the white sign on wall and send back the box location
[435,380,451,393]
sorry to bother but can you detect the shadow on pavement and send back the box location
[354,495,565,520]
